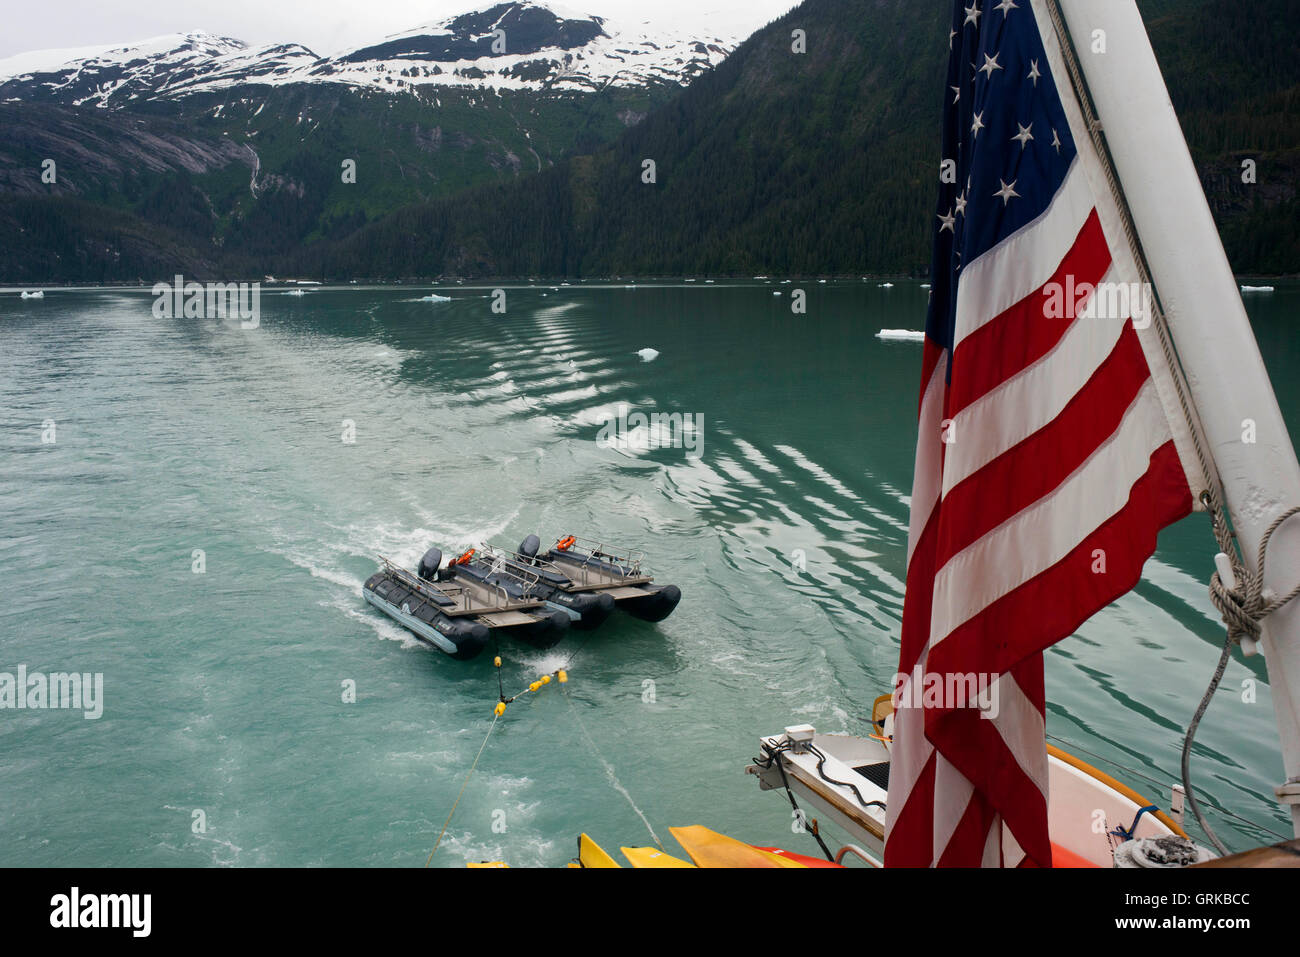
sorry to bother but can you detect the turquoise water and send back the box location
[0,280,1295,866]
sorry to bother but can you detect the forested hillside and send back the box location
[3,0,1296,281]
[299,0,1298,280]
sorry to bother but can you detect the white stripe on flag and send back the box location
[931,377,1171,645]
[906,352,949,564]
[932,752,976,862]
[986,673,1050,798]
[941,264,1129,495]
[954,158,1094,346]
[884,689,933,845]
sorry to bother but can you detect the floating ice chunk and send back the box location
[20,290,44,299]
[876,329,925,341]
[1240,284,1274,292]
[878,282,895,288]
[636,348,660,362]
[418,294,452,302]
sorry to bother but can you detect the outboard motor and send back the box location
[417,547,443,581]
[518,534,541,564]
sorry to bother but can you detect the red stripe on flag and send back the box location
[935,322,1152,568]
[926,439,1192,684]
[935,791,1000,867]
[882,750,938,867]
[920,441,1192,865]
[928,657,1051,865]
[900,509,940,676]
[947,210,1110,416]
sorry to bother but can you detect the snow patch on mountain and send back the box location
[0,2,745,107]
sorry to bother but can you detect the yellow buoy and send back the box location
[494,656,501,668]
[541,674,551,685]
[494,701,506,717]
[557,670,568,684]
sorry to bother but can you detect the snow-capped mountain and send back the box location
[0,2,740,109]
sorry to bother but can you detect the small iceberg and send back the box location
[773,291,782,296]
[20,290,44,299]
[418,294,452,302]
[1240,284,1274,293]
[876,329,926,341]
[636,348,660,362]
[878,282,895,289]
[284,289,307,296]
[920,283,931,289]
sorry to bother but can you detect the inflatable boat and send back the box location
[495,534,681,624]
[362,550,569,660]
[450,541,616,631]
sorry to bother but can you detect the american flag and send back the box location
[884,0,1201,867]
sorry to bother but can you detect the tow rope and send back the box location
[426,711,500,867]
[425,656,569,867]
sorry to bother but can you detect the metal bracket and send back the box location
[1275,778,1300,806]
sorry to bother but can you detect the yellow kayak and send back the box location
[669,826,808,868]
[577,833,622,868]
[620,845,695,868]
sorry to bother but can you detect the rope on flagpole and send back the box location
[1043,0,1219,505]
[1043,0,1300,857]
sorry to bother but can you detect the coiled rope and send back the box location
[1204,495,1300,645]
[1188,496,1300,854]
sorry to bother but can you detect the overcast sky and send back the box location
[1,0,801,59]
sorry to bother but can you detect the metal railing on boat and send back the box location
[545,535,646,583]
[474,545,546,593]
[379,555,527,613]
[479,542,575,585]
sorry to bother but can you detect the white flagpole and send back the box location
[1053,0,1300,837]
